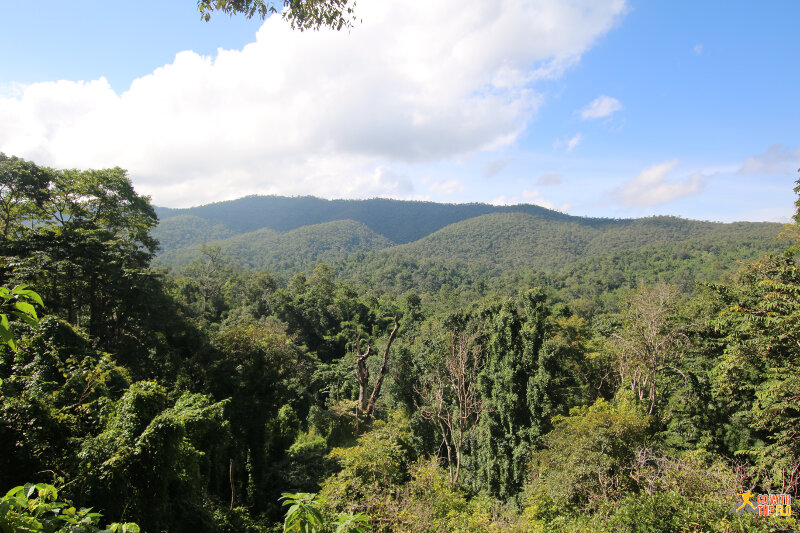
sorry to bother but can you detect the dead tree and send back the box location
[354,315,400,420]
[613,283,688,414]
[417,328,483,486]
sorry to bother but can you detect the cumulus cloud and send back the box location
[490,189,570,212]
[580,95,622,119]
[615,160,705,206]
[536,172,563,186]
[738,144,800,175]
[522,189,571,211]
[0,0,626,207]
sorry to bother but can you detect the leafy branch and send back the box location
[0,284,43,351]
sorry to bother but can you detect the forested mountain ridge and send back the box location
[154,195,781,250]
[154,197,785,295]
[358,212,782,274]
[154,195,577,245]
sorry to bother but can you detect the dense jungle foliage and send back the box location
[1,153,798,532]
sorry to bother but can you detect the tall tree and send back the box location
[1,160,159,356]
[614,283,687,415]
[418,319,483,486]
[353,314,399,420]
[466,289,551,500]
[0,154,51,242]
[709,250,800,495]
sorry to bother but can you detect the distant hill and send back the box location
[154,219,394,273]
[332,213,785,293]
[153,214,238,250]
[154,195,574,245]
[153,195,786,295]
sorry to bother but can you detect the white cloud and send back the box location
[427,178,465,196]
[693,44,703,55]
[490,195,512,206]
[553,132,581,152]
[579,95,622,119]
[0,0,626,207]
[738,144,800,175]
[536,172,563,186]
[566,133,582,151]
[491,189,570,212]
[615,160,705,206]
[522,189,571,211]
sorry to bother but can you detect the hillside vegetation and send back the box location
[154,198,785,298]
[155,195,574,244]
[156,219,394,272]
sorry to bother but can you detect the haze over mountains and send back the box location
[154,195,785,293]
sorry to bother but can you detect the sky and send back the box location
[1,1,798,222]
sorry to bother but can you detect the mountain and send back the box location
[154,195,573,244]
[153,214,238,250]
[153,196,786,293]
[333,213,785,293]
[154,219,394,273]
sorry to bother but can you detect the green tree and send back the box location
[3,162,159,351]
[319,412,413,523]
[180,244,235,323]
[529,398,650,511]
[78,382,228,532]
[0,154,51,241]
[0,316,130,490]
[709,252,800,494]
[467,289,552,500]
[197,0,357,31]
[210,321,316,513]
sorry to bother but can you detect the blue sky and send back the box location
[1,1,798,222]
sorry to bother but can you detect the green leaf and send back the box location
[0,319,16,351]
[12,287,44,307]
[10,310,38,328]
[3,486,23,499]
[13,301,36,318]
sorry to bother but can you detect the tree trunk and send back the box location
[365,315,399,418]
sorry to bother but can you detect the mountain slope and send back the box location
[335,213,785,293]
[153,195,786,295]
[153,214,237,250]
[154,195,574,245]
[154,219,394,272]
[352,213,784,274]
